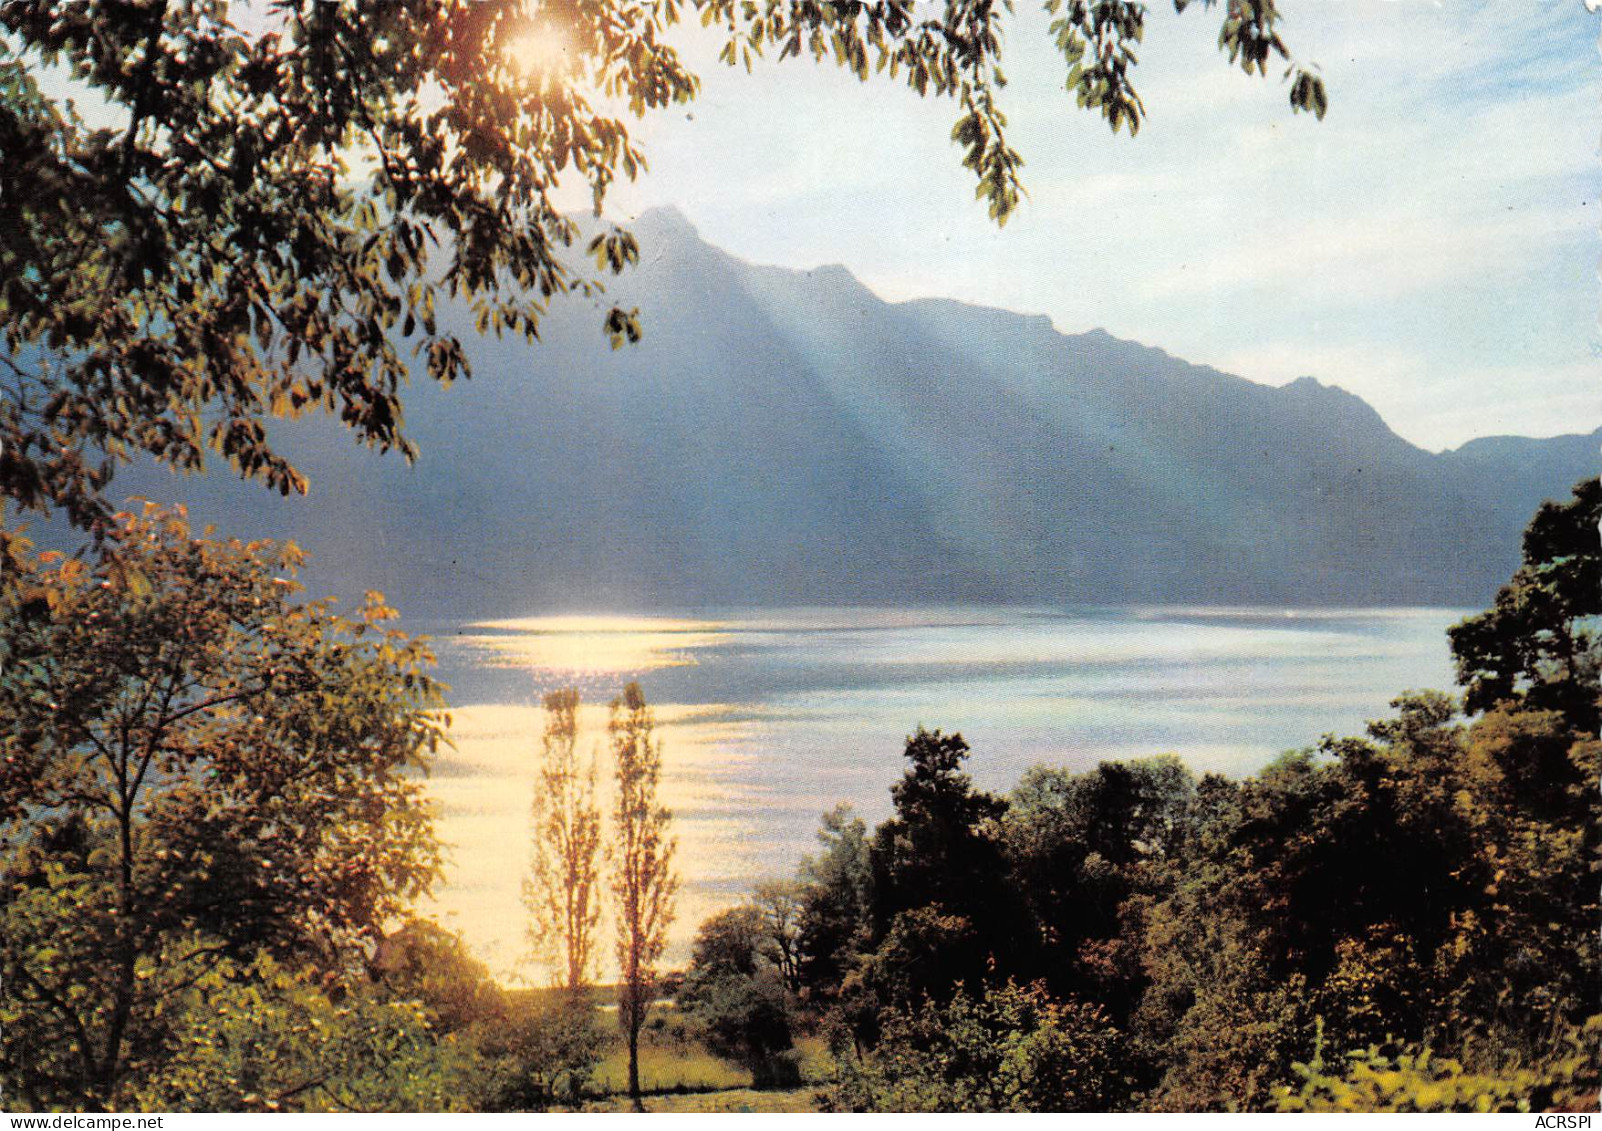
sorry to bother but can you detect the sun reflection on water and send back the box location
[415,607,1463,985]
[423,700,765,985]
[456,615,732,677]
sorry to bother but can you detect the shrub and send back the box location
[825,980,1122,1112]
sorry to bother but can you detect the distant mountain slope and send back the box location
[87,207,1598,617]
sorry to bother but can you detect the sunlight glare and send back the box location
[421,700,758,985]
[507,24,573,80]
[460,615,732,676]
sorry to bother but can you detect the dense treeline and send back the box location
[3,482,1595,1111]
[686,479,1600,1111]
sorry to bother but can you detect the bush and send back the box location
[1273,1018,1602,1113]
[685,969,797,1087]
[476,995,606,1110]
[825,980,1122,1112]
[126,951,478,1113]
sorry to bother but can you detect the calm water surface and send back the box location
[414,606,1464,979]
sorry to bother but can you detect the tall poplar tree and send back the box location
[524,687,603,993]
[608,682,677,1110]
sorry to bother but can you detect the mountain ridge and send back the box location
[70,205,1599,618]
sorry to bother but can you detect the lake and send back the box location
[414,605,1466,981]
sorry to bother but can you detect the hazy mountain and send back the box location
[87,207,1598,618]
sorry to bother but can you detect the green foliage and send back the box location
[687,971,800,1088]
[372,938,609,1112]
[474,994,608,1111]
[797,804,873,996]
[680,905,800,1087]
[1134,664,1597,1108]
[1142,967,1317,1111]
[369,919,507,1036]
[825,980,1122,1112]
[589,1039,751,1100]
[0,503,446,1108]
[127,951,480,1113]
[686,904,767,981]
[1007,755,1195,871]
[2,865,145,1109]
[752,878,806,994]
[1271,1019,1602,1114]
[868,728,1027,997]
[883,728,1003,858]
[1276,1041,1533,1113]
[1431,707,1599,1045]
[851,905,984,1013]
[1314,927,1427,1053]
[1136,701,1478,1107]
[1002,755,1195,1014]
[1450,478,1601,731]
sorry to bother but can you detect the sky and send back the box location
[14,2,1598,451]
[597,1,1601,452]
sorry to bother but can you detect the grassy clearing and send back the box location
[791,1035,834,1083]
[591,1038,749,1095]
[582,1010,836,1110]
[513,990,838,1110]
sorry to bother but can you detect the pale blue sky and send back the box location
[604,1,1600,451]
